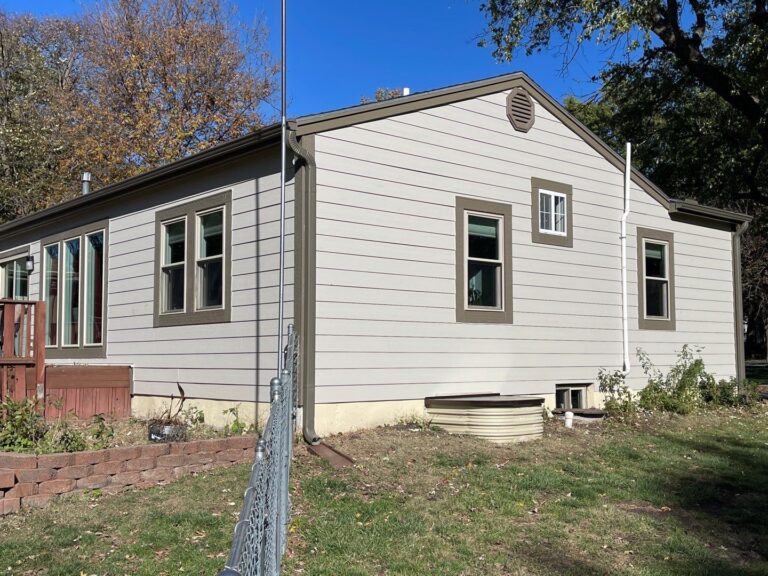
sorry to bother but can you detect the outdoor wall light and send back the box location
[25,255,34,273]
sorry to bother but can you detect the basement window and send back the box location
[555,384,588,410]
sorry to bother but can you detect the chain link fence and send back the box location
[219,325,298,576]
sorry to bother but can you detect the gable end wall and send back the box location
[311,90,736,406]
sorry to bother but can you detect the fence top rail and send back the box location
[0,299,39,305]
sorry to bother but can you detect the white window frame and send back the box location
[195,207,226,311]
[83,230,106,347]
[643,238,670,320]
[160,216,188,315]
[464,210,505,312]
[538,189,568,236]
[43,243,60,348]
[60,235,81,348]
[0,255,29,300]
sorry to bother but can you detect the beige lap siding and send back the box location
[46,151,294,404]
[312,90,736,404]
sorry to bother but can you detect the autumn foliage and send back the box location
[0,0,277,222]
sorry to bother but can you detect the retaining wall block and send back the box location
[0,453,36,469]
[56,465,93,480]
[37,453,74,469]
[16,468,54,483]
[39,479,76,495]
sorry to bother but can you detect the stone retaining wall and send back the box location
[0,436,256,515]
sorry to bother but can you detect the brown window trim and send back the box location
[637,227,676,331]
[455,196,513,324]
[154,190,232,328]
[530,177,573,248]
[0,246,31,300]
[40,221,109,359]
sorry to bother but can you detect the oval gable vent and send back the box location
[506,87,534,132]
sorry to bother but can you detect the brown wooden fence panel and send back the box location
[44,365,132,420]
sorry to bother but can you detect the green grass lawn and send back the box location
[286,409,768,576]
[1,409,767,575]
[0,464,249,575]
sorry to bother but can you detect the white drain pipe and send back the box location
[621,143,632,375]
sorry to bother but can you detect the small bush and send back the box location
[222,405,252,436]
[0,398,47,452]
[597,369,637,418]
[740,379,762,405]
[87,413,115,450]
[40,420,87,453]
[636,345,757,414]
[637,345,709,414]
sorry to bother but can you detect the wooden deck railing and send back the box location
[0,299,45,402]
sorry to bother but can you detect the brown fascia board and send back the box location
[668,199,751,225]
[294,72,751,228]
[0,124,281,239]
[0,73,749,237]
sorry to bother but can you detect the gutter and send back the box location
[0,125,281,242]
[286,122,321,445]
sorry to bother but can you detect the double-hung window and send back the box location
[0,250,29,300]
[154,191,231,327]
[531,178,573,247]
[637,227,676,330]
[455,197,513,323]
[41,224,108,358]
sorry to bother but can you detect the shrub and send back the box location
[636,345,757,413]
[0,398,46,452]
[597,368,637,418]
[87,413,115,450]
[40,420,87,453]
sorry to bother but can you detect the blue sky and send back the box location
[1,0,603,117]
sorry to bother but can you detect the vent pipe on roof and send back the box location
[81,172,92,195]
[403,87,410,96]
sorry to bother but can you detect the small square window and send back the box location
[539,190,567,235]
[531,178,573,247]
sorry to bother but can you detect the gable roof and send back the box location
[0,73,749,239]
[293,72,749,226]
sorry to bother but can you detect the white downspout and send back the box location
[621,143,632,375]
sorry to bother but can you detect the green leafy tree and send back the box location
[481,1,768,166]
[482,0,768,355]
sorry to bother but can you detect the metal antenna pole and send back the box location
[277,0,287,373]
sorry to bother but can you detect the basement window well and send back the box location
[555,384,588,410]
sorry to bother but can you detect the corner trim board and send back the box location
[733,222,748,382]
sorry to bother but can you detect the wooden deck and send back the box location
[0,300,132,419]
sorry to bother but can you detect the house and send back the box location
[0,73,749,440]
